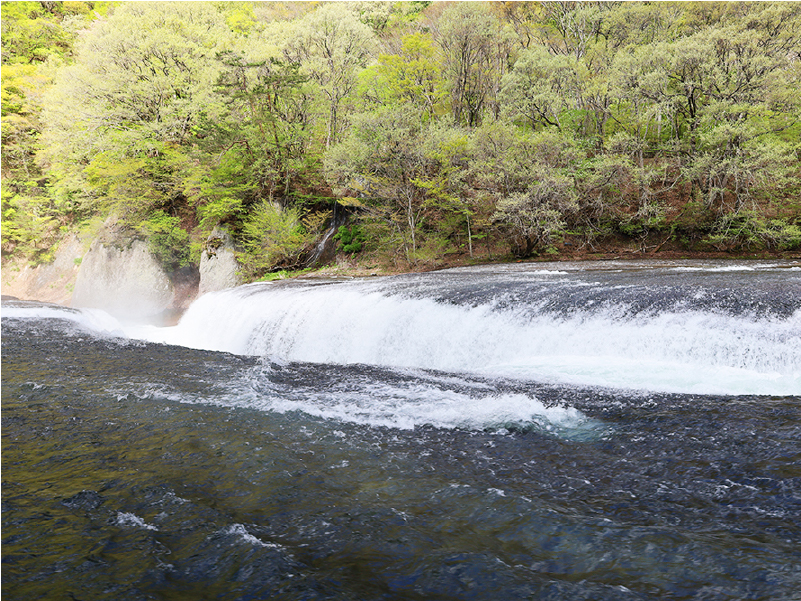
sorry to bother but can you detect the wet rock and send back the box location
[61,490,106,512]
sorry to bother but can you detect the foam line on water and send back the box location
[112,367,598,436]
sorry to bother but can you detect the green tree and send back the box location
[435,2,512,126]
[1,1,83,65]
[277,3,377,148]
[325,105,433,262]
[212,50,313,206]
[39,2,232,222]
[535,1,609,60]
[500,45,583,131]
[412,123,475,257]
[359,32,446,121]
[1,61,55,179]
[473,126,584,255]
[239,201,313,276]
[1,1,106,261]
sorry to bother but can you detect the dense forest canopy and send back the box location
[2,1,800,276]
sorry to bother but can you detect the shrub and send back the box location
[333,224,367,253]
[139,210,190,269]
[239,201,313,277]
[705,212,801,251]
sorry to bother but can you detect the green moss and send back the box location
[333,224,367,254]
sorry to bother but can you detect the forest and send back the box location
[2,1,800,278]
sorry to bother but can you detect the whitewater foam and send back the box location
[121,280,800,396]
[100,362,597,436]
[218,524,282,549]
[4,263,799,397]
[2,303,125,336]
[116,512,158,531]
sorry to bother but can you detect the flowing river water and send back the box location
[2,260,800,600]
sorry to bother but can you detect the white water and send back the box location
[121,281,798,396]
[144,372,594,434]
[4,264,800,398]
[1,304,126,335]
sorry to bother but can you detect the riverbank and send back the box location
[311,244,801,279]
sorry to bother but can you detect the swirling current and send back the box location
[2,260,800,600]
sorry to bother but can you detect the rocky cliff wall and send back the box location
[2,229,242,318]
[1,235,85,304]
[70,239,198,321]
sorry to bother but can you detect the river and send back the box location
[2,260,800,600]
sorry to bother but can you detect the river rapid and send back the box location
[2,260,800,600]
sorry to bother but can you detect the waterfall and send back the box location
[118,264,800,396]
[6,262,800,396]
[305,210,347,267]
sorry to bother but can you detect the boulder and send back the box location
[199,228,241,296]
[71,239,176,319]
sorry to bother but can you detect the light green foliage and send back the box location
[139,210,190,269]
[4,1,800,274]
[609,46,671,151]
[29,3,242,269]
[1,61,55,178]
[534,1,608,60]
[82,143,192,224]
[351,1,431,31]
[602,2,683,48]
[198,193,245,233]
[212,49,315,204]
[1,188,59,261]
[239,201,312,276]
[467,120,531,196]
[494,186,571,256]
[257,267,314,282]
[325,108,476,264]
[360,33,445,120]
[218,1,258,35]
[36,1,235,239]
[501,45,583,131]
[1,1,80,64]
[183,153,249,232]
[689,135,798,212]
[577,152,638,220]
[706,211,801,251]
[42,2,231,162]
[488,129,582,255]
[437,2,512,126]
[83,154,151,216]
[324,105,431,261]
[278,3,378,147]
[1,2,106,260]
[413,123,474,255]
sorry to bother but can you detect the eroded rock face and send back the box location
[6,227,236,317]
[199,228,241,296]
[71,239,175,319]
[0,235,85,305]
